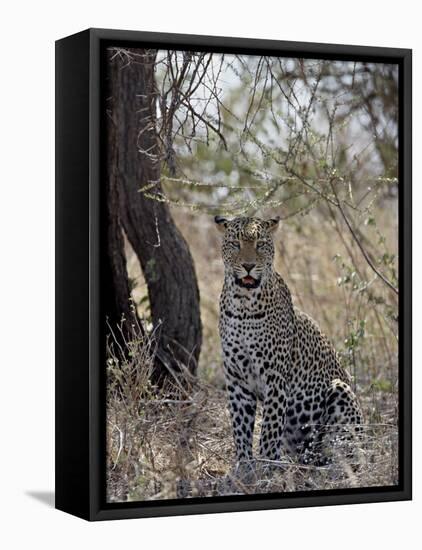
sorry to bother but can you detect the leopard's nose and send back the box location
[242,263,256,273]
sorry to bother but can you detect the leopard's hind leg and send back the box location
[299,379,363,466]
[322,379,364,465]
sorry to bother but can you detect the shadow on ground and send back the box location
[26,491,55,508]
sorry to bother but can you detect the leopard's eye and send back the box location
[228,240,240,249]
[256,240,266,250]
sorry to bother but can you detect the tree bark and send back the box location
[104,106,136,340]
[106,48,202,381]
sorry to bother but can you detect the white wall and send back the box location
[0,1,418,548]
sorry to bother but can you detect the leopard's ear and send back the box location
[266,215,281,233]
[215,216,229,233]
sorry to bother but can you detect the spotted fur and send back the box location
[215,215,363,463]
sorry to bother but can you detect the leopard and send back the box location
[215,215,363,466]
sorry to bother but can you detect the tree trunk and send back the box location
[104,106,137,342]
[106,48,202,381]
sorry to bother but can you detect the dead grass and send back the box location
[106,322,398,503]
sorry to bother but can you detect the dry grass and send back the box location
[106,325,398,502]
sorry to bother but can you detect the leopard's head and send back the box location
[215,216,280,289]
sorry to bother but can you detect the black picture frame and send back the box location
[55,28,412,521]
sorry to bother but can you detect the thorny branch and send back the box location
[109,48,399,295]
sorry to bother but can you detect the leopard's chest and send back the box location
[220,300,282,400]
[220,300,276,350]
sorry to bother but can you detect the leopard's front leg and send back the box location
[259,371,287,461]
[225,369,257,462]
